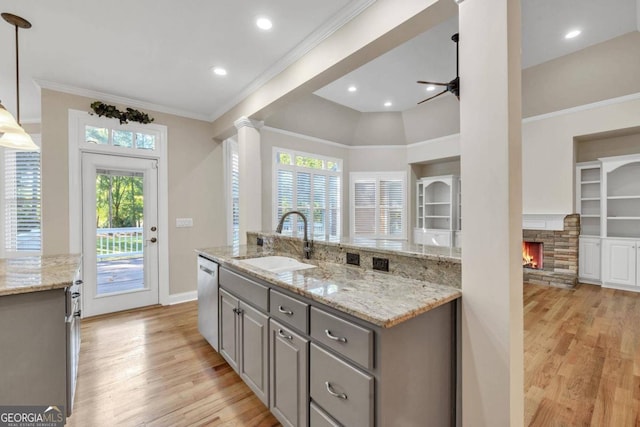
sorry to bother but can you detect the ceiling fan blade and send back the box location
[417,80,448,86]
[417,89,448,105]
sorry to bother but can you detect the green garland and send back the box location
[90,101,154,125]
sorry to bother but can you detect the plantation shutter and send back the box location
[379,179,404,237]
[4,150,41,252]
[353,179,376,236]
[276,169,295,232]
[351,172,406,239]
[231,148,240,246]
[328,175,340,238]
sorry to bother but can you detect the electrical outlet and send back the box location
[346,252,360,266]
[372,257,389,272]
[257,237,264,246]
[176,218,193,228]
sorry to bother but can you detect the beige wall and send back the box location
[352,112,406,146]
[523,31,640,118]
[264,95,361,146]
[417,157,461,177]
[402,95,460,144]
[40,89,224,296]
[576,129,640,162]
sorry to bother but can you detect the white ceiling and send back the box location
[0,0,638,123]
[0,0,371,122]
[316,0,639,112]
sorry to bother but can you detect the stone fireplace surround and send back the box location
[522,214,579,288]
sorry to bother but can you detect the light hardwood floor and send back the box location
[66,302,279,427]
[524,282,640,426]
[67,283,640,426]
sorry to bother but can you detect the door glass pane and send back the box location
[135,133,156,150]
[86,126,109,145]
[95,169,145,295]
[113,130,134,148]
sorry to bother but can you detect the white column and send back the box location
[234,116,263,245]
[459,0,524,426]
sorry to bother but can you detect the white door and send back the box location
[602,238,636,287]
[82,153,159,317]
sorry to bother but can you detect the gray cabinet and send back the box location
[219,289,239,372]
[310,343,374,427]
[211,265,455,427]
[218,276,269,406]
[269,319,309,427]
[239,301,269,405]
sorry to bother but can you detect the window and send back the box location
[2,144,41,254]
[85,125,156,151]
[273,148,342,240]
[224,138,240,246]
[350,172,407,239]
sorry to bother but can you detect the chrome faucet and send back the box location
[276,210,312,259]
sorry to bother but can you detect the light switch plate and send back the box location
[176,218,193,228]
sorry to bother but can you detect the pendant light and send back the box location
[0,12,37,151]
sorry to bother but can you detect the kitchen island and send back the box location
[0,254,82,418]
[197,236,461,427]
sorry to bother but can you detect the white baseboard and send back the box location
[166,291,197,305]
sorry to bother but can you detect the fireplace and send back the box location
[522,242,543,269]
[522,214,579,288]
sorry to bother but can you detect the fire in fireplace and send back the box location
[522,242,543,269]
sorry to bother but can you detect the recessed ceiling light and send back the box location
[426,85,436,92]
[256,17,273,30]
[212,67,227,76]
[384,101,392,107]
[348,86,357,92]
[564,29,581,39]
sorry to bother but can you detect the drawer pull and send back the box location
[325,329,347,343]
[278,329,293,340]
[325,381,347,400]
[278,305,294,316]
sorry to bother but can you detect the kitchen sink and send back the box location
[238,256,316,273]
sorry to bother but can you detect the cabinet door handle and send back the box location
[324,329,347,343]
[277,329,293,340]
[278,305,294,316]
[325,382,347,400]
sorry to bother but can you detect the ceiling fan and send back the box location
[417,33,459,104]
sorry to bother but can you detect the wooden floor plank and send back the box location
[66,302,279,427]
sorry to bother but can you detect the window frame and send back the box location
[350,171,408,240]
[272,147,343,240]
[0,134,42,258]
[224,138,240,246]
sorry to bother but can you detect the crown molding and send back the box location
[262,126,350,148]
[407,133,460,149]
[34,79,211,122]
[209,0,377,122]
[523,92,640,124]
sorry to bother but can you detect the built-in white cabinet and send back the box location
[576,162,601,237]
[577,155,640,290]
[414,175,460,247]
[602,238,640,288]
[579,236,601,283]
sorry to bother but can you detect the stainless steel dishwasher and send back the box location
[197,256,219,351]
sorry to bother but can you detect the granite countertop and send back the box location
[0,254,81,296]
[197,245,461,328]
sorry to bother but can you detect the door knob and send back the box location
[150,226,157,231]
[149,237,157,243]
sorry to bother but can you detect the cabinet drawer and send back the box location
[219,267,268,311]
[310,402,340,427]
[310,344,373,427]
[270,289,309,333]
[310,307,373,369]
